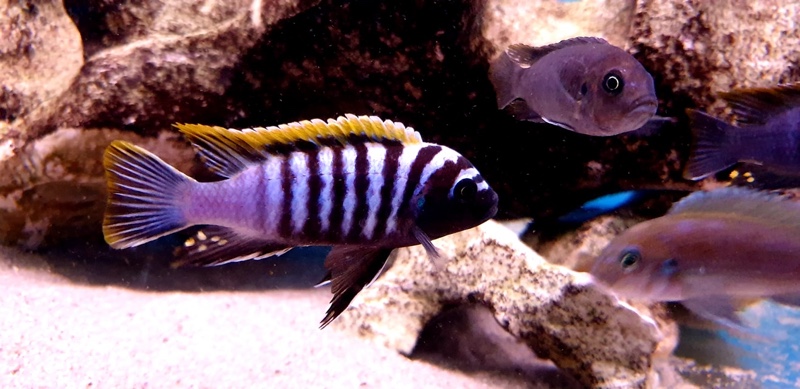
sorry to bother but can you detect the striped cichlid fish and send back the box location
[103,115,499,327]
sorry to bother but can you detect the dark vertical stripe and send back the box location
[303,148,322,240]
[328,147,346,242]
[255,164,268,233]
[398,145,442,221]
[278,153,293,238]
[347,143,370,243]
[372,144,403,240]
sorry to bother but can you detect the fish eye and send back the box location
[602,72,624,95]
[580,83,588,96]
[619,249,640,272]
[454,178,478,202]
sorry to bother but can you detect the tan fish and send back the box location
[590,187,800,331]
[685,82,800,184]
[489,37,658,136]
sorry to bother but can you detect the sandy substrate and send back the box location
[0,246,543,389]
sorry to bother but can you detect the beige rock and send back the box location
[482,0,637,56]
[0,128,195,248]
[0,1,83,123]
[631,0,800,112]
[332,220,675,388]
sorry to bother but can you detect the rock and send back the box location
[482,0,636,54]
[525,215,643,272]
[0,1,83,123]
[0,0,318,247]
[0,128,196,248]
[630,1,800,115]
[331,220,677,388]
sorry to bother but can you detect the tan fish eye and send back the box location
[619,249,640,272]
[602,72,624,95]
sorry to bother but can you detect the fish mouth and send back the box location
[630,96,658,115]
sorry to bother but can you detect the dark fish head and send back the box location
[590,219,683,301]
[571,48,658,135]
[412,149,498,240]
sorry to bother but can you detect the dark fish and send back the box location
[590,187,800,332]
[102,115,499,327]
[489,37,658,136]
[684,82,800,182]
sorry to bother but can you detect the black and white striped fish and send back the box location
[102,114,499,327]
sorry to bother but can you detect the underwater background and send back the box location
[1,0,800,388]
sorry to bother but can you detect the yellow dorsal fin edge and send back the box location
[173,114,423,150]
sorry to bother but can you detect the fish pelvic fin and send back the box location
[320,246,394,328]
[684,109,738,180]
[175,115,423,178]
[170,226,292,268]
[103,141,193,249]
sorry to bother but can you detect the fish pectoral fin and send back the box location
[170,226,291,268]
[681,296,752,334]
[505,99,544,122]
[770,293,800,307]
[411,225,446,270]
[320,246,394,328]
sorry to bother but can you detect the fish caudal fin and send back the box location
[103,140,193,249]
[684,109,738,180]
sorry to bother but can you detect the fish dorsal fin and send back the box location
[175,114,423,177]
[669,187,800,231]
[506,37,609,68]
[719,82,800,125]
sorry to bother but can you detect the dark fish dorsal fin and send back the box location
[175,115,423,177]
[669,187,800,231]
[506,37,609,68]
[720,82,800,125]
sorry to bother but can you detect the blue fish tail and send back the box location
[684,109,738,180]
[102,140,193,249]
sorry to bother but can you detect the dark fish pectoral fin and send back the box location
[320,246,394,328]
[170,226,291,268]
[684,109,738,180]
[505,99,544,122]
[770,293,800,307]
[103,141,193,249]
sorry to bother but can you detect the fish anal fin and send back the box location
[505,37,609,67]
[175,115,423,177]
[170,226,291,268]
[720,82,800,125]
[320,246,394,328]
[730,164,800,189]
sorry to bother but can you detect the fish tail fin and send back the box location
[684,109,738,180]
[488,54,520,108]
[102,140,194,249]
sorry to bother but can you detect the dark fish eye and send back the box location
[580,82,588,96]
[602,72,624,95]
[454,178,478,202]
[619,249,640,272]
